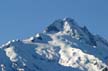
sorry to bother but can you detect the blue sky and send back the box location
[0,0,108,45]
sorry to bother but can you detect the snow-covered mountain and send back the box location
[0,18,108,71]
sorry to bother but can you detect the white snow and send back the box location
[0,18,108,71]
[4,46,18,62]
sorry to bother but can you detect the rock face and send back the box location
[0,18,108,71]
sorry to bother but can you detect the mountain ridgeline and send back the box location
[0,18,108,71]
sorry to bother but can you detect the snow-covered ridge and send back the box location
[0,18,108,71]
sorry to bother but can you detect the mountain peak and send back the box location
[63,17,75,25]
[1,18,108,71]
[44,18,100,47]
[44,18,78,33]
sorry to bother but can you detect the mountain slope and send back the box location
[0,18,108,71]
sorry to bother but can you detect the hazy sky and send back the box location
[0,0,108,45]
